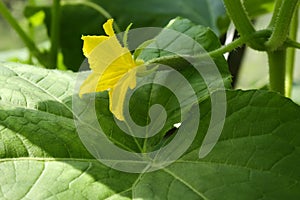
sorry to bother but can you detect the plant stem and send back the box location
[266,0,299,50]
[285,8,298,97]
[285,39,300,49]
[27,0,37,64]
[209,30,271,57]
[223,0,254,34]
[223,0,265,50]
[147,30,272,66]
[49,0,61,69]
[0,0,44,64]
[268,50,286,95]
[268,0,284,28]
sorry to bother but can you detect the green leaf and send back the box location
[1,62,300,198]
[0,62,90,158]
[0,159,136,199]
[138,17,228,59]
[134,90,300,199]
[137,17,232,96]
[87,0,226,34]
[24,0,226,71]
[0,62,138,199]
[1,63,300,199]
[28,10,45,27]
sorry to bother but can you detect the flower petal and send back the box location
[87,36,128,72]
[98,50,136,81]
[80,18,144,121]
[81,35,108,57]
[109,68,137,121]
[79,72,101,96]
[103,19,115,37]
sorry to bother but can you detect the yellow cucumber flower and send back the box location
[79,19,143,121]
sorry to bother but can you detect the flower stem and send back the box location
[266,0,299,51]
[0,0,44,64]
[49,0,61,69]
[285,8,298,97]
[268,50,286,95]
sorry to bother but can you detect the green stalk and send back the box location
[268,0,284,28]
[147,30,272,66]
[268,50,286,95]
[223,0,265,50]
[223,0,255,34]
[27,0,37,64]
[286,8,298,97]
[266,0,299,50]
[209,30,271,57]
[49,0,61,69]
[285,39,300,49]
[0,0,45,64]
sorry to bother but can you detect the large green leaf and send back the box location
[87,0,226,34]
[134,90,300,199]
[0,63,139,199]
[137,17,230,80]
[136,17,231,107]
[0,160,136,199]
[1,62,300,199]
[24,0,226,71]
[0,62,90,158]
